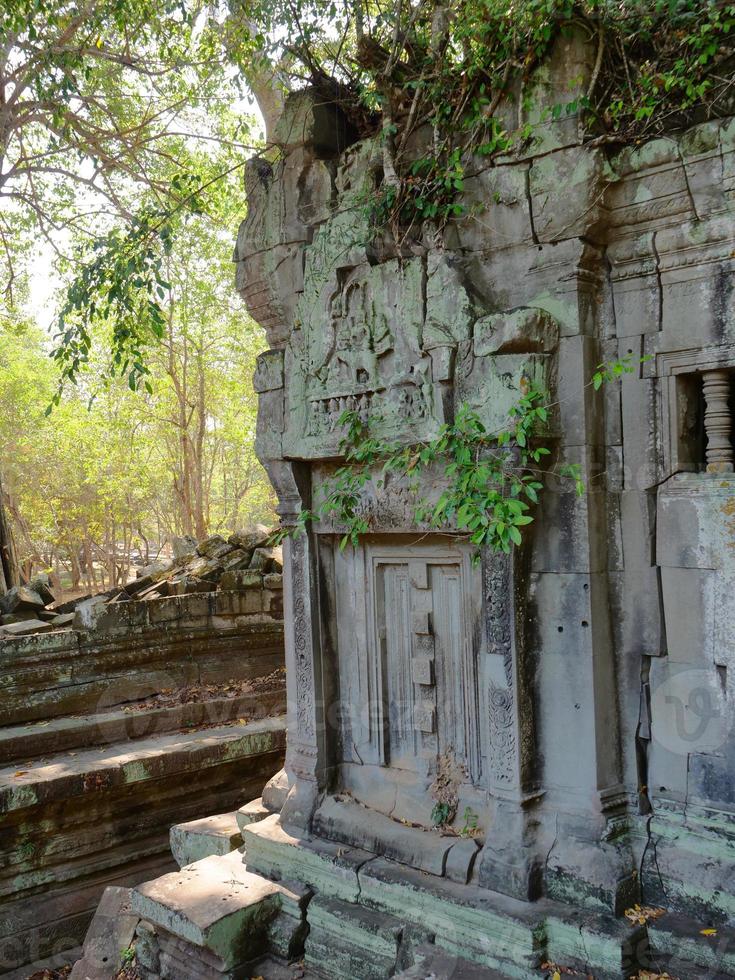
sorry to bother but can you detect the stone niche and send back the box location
[234,54,735,978]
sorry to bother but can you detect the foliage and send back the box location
[276,384,579,556]
[0,209,275,589]
[460,806,480,837]
[0,0,258,281]
[431,801,455,828]
[240,0,734,234]
[275,356,641,556]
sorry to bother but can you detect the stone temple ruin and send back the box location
[45,31,735,980]
[0,531,286,976]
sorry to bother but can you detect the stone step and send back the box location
[304,895,404,980]
[236,796,269,830]
[242,815,647,979]
[314,795,481,882]
[131,850,311,977]
[0,715,285,818]
[0,687,286,765]
[646,911,735,978]
[0,718,285,973]
[395,944,512,979]
[241,813,376,903]
[170,811,243,868]
[69,885,138,980]
[132,850,281,970]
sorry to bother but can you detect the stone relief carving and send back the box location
[290,533,316,743]
[488,684,516,786]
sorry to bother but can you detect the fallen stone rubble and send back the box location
[0,526,282,639]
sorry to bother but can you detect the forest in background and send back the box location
[0,24,276,592]
[2,0,732,592]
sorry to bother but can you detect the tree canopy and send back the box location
[0,0,732,587]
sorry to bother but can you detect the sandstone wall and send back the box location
[235,57,735,940]
[0,587,284,726]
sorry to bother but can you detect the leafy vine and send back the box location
[273,355,643,556]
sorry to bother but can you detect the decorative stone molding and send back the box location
[702,369,734,472]
[657,343,735,476]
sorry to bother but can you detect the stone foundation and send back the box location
[0,586,286,976]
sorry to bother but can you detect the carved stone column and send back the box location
[477,548,543,901]
[702,369,734,473]
[266,460,327,833]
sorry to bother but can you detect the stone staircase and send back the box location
[68,785,735,980]
[0,690,286,975]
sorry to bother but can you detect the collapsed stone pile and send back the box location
[0,526,282,639]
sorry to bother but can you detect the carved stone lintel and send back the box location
[702,368,734,472]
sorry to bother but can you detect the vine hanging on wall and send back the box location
[273,355,645,556]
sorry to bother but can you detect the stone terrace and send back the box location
[0,544,287,976]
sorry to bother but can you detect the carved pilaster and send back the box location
[265,460,326,832]
[478,547,542,900]
[703,368,734,472]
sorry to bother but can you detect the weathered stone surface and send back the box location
[305,896,403,980]
[236,797,269,830]
[0,617,54,636]
[170,812,243,868]
[132,850,280,967]
[242,814,372,904]
[69,886,138,980]
[228,524,271,551]
[0,593,284,726]
[94,51,735,980]
[0,718,285,974]
[0,586,45,614]
[261,767,290,812]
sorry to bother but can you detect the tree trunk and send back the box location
[0,471,19,593]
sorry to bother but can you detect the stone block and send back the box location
[69,886,138,980]
[147,597,183,625]
[647,912,735,979]
[473,307,559,356]
[262,768,290,812]
[266,879,312,961]
[177,594,213,626]
[170,812,243,868]
[357,858,541,973]
[196,535,234,560]
[236,797,269,830]
[305,896,403,980]
[656,482,721,569]
[394,945,502,979]
[445,839,482,885]
[0,586,45,615]
[555,334,597,448]
[529,146,607,242]
[620,371,661,491]
[616,567,665,658]
[314,797,454,878]
[688,741,735,808]
[131,851,280,969]
[620,489,656,570]
[73,600,149,633]
[0,619,55,636]
[241,815,372,904]
[449,160,533,254]
[220,570,263,591]
[660,566,715,664]
[263,573,283,591]
[249,547,279,573]
[649,657,728,776]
